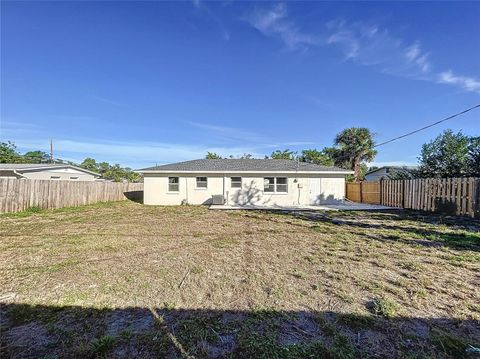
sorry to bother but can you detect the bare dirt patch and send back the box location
[1,201,479,358]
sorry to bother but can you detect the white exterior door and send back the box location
[309,178,321,205]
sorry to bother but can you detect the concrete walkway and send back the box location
[209,202,395,211]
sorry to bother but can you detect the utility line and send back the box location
[374,104,480,148]
[312,104,480,167]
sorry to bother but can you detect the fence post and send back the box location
[359,181,363,203]
[379,179,383,205]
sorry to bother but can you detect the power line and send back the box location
[374,104,480,148]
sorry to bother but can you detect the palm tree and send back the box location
[332,128,377,182]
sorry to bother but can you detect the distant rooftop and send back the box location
[0,163,101,176]
[138,159,351,173]
[366,165,418,175]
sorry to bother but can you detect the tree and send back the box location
[205,152,222,159]
[270,149,295,160]
[80,158,140,182]
[331,128,377,182]
[80,158,98,172]
[467,136,480,177]
[125,170,142,183]
[98,162,110,173]
[299,149,334,166]
[240,153,253,159]
[417,130,470,178]
[105,164,124,182]
[0,141,22,163]
[23,150,50,163]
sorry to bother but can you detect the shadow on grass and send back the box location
[1,303,479,358]
[244,209,480,252]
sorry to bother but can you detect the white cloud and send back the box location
[246,3,317,50]
[244,4,478,95]
[90,95,126,107]
[187,121,264,142]
[5,119,316,168]
[438,70,480,93]
[12,138,267,169]
[192,0,230,41]
[405,43,430,73]
[326,20,431,77]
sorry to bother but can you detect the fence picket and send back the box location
[0,179,143,213]
[345,177,479,217]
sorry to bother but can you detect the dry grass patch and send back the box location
[0,202,479,358]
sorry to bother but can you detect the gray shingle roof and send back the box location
[138,159,350,173]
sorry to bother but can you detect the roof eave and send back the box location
[137,170,354,175]
[14,165,102,177]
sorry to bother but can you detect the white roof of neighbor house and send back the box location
[137,159,353,174]
[365,166,417,175]
[0,163,101,177]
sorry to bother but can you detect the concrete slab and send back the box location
[209,202,396,211]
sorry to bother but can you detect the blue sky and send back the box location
[1,1,479,169]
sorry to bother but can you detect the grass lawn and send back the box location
[0,201,479,358]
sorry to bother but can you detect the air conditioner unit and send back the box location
[212,195,225,205]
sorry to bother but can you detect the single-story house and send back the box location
[364,166,417,182]
[0,163,101,181]
[137,159,353,206]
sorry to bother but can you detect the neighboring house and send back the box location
[0,163,101,181]
[137,159,353,206]
[364,166,417,182]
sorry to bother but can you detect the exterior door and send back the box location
[309,178,321,205]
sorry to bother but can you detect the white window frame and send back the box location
[264,177,288,193]
[168,177,179,192]
[231,177,242,188]
[264,177,275,193]
[195,176,208,189]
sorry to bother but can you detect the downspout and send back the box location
[295,158,300,205]
[223,174,227,205]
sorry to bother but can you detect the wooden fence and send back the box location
[346,177,480,217]
[0,178,144,213]
[345,181,380,204]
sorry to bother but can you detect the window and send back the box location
[264,177,275,192]
[231,177,242,188]
[264,177,288,193]
[196,177,208,189]
[168,177,179,192]
[276,177,288,192]
[50,176,60,180]
[70,176,78,180]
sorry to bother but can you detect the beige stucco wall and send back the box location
[143,173,346,206]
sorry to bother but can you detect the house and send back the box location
[137,159,353,206]
[0,163,102,181]
[364,166,417,182]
